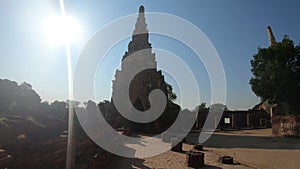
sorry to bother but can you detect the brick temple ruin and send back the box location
[266,26,300,137]
[195,109,271,130]
[2,6,299,169]
[112,5,168,114]
[0,115,114,168]
[104,5,180,133]
[272,115,300,137]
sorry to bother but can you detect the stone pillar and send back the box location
[267,26,276,47]
[247,113,252,127]
[231,114,236,129]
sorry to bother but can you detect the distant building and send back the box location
[196,109,271,130]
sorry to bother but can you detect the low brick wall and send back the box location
[7,134,113,169]
[0,149,13,168]
[272,115,300,137]
[196,110,270,130]
[0,114,116,169]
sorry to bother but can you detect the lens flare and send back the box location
[44,15,80,44]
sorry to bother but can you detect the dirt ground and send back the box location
[109,129,300,169]
[109,143,253,169]
[200,129,300,169]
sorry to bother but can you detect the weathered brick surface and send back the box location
[0,149,12,168]
[272,115,300,137]
[0,149,7,158]
[110,6,181,134]
[2,130,114,169]
[186,151,204,168]
[197,110,270,130]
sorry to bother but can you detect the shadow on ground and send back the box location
[202,165,222,169]
[187,132,300,150]
[109,155,151,169]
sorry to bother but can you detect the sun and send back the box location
[44,15,80,44]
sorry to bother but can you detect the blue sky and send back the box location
[1,0,300,110]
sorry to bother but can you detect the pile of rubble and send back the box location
[0,149,12,168]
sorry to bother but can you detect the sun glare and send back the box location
[44,15,80,44]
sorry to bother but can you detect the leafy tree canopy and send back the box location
[166,82,177,102]
[210,103,229,111]
[194,102,228,112]
[250,36,300,114]
[195,102,209,112]
[0,79,41,114]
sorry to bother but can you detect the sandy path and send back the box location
[108,129,300,168]
[109,134,254,169]
[200,129,300,169]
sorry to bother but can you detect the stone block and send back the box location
[171,138,182,152]
[219,156,234,164]
[193,144,203,151]
[0,149,7,158]
[186,151,204,168]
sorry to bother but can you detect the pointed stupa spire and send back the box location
[267,26,276,47]
[132,5,149,42]
[139,5,145,13]
[122,5,152,60]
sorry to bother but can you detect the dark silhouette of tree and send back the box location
[195,102,209,112]
[49,101,67,120]
[66,100,81,109]
[39,101,51,114]
[0,79,19,114]
[0,80,41,115]
[64,100,81,121]
[194,103,228,112]
[13,82,41,114]
[166,82,177,102]
[250,36,300,114]
[0,79,85,122]
[210,103,229,111]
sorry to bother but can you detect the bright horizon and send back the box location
[1,0,300,110]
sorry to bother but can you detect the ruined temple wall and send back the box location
[272,115,300,137]
[196,110,270,130]
[250,110,271,127]
[7,133,112,169]
[129,69,167,110]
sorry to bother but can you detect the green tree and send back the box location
[49,101,67,120]
[166,83,177,102]
[0,80,42,116]
[13,82,41,114]
[250,36,300,114]
[210,103,229,111]
[0,79,19,113]
[195,102,209,112]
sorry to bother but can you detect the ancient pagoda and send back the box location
[112,6,167,111]
[110,6,179,133]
